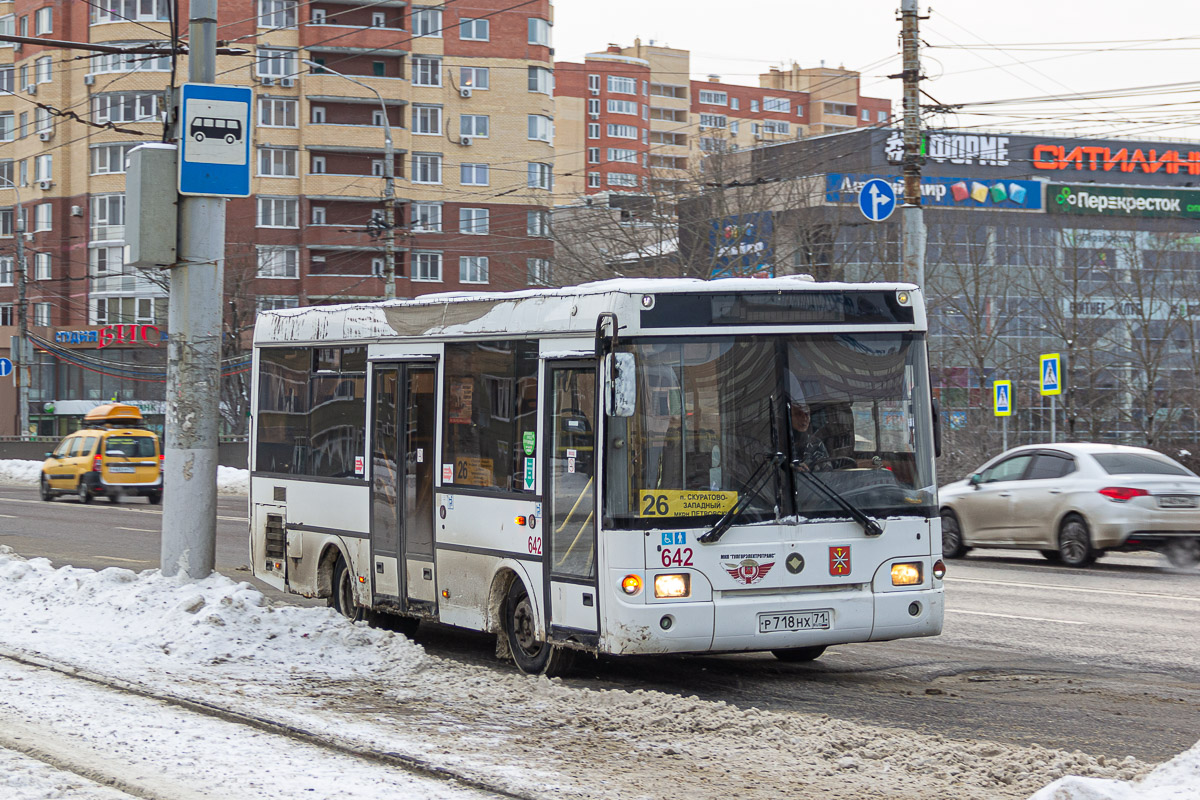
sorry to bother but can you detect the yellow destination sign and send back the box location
[638,490,738,518]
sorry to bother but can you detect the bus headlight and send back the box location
[654,573,691,599]
[621,574,643,595]
[890,562,923,586]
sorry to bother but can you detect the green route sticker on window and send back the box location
[522,431,536,456]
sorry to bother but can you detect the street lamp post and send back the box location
[0,177,28,439]
[302,60,397,300]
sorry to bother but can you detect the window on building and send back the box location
[763,120,790,135]
[411,202,442,232]
[371,11,385,27]
[587,172,600,188]
[413,105,441,135]
[459,208,489,234]
[729,120,739,135]
[650,83,686,98]
[527,162,552,190]
[371,109,387,127]
[823,102,856,117]
[411,6,442,36]
[527,258,550,285]
[371,159,384,177]
[412,153,442,184]
[0,160,11,185]
[763,96,790,113]
[34,7,51,34]
[730,97,739,110]
[0,305,11,325]
[587,98,600,116]
[587,122,600,139]
[526,210,549,237]
[256,48,295,78]
[259,97,297,127]
[460,17,489,40]
[878,110,888,122]
[258,148,297,177]
[528,66,553,94]
[35,56,52,84]
[0,257,11,286]
[311,206,327,225]
[371,257,385,276]
[34,302,51,327]
[459,256,488,284]
[34,203,51,232]
[607,123,637,139]
[90,0,169,23]
[607,99,637,115]
[257,296,300,312]
[698,90,727,105]
[460,163,489,185]
[413,251,442,282]
[310,105,326,124]
[527,17,550,46]
[90,193,124,239]
[89,143,133,176]
[87,45,170,75]
[607,173,637,187]
[257,196,298,228]
[257,246,299,278]
[460,66,488,89]
[699,114,726,129]
[412,56,441,86]
[310,155,326,173]
[862,108,870,121]
[34,154,51,182]
[92,92,159,123]
[588,74,600,93]
[750,99,759,112]
[257,0,296,28]
[460,114,489,137]
[607,148,636,163]
[34,252,51,280]
[527,114,553,142]
[587,147,599,164]
[0,66,11,93]
[607,75,636,94]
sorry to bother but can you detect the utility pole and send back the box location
[899,0,926,289]
[14,199,27,440]
[301,60,396,298]
[161,0,221,578]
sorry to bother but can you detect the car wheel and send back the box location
[40,475,53,502]
[1058,516,1096,567]
[1039,550,1062,563]
[940,509,968,559]
[77,479,93,504]
[1164,539,1200,568]
[504,580,575,677]
[147,491,162,505]
[330,555,365,622]
[772,645,827,663]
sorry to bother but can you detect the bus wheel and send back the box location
[193,132,204,142]
[772,645,826,663]
[504,581,575,677]
[331,555,365,622]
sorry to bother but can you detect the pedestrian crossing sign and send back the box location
[1040,353,1062,396]
[993,380,1012,416]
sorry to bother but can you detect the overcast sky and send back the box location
[553,0,1200,141]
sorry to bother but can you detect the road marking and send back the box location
[116,527,157,533]
[947,609,1088,625]
[0,513,16,518]
[947,576,1198,602]
[0,497,247,522]
[93,556,150,564]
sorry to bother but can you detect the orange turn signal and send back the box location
[620,574,643,595]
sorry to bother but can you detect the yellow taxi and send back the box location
[40,404,163,504]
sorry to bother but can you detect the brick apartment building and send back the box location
[0,0,555,435]
[555,40,891,199]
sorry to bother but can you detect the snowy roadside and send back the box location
[0,548,1189,800]
[0,459,249,496]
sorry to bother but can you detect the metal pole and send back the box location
[899,0,925,289]
[1050,396,1057,443]
[301,60,395,298]
[161,0,220,578]
[6,182,28,440]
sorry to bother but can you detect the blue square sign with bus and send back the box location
[178,83,252,197]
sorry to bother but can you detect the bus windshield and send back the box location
[604,332,936,528]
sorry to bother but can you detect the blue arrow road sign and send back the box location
[178,83,253,197]
[1040,353,1062,396]
[0,358,11,378]
[858,178,897,222]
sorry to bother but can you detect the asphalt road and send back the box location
[3,482,1198,762]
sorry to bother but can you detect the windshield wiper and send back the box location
[791,462,883,537]
[699,452,785,544]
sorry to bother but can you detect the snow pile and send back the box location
[0,459,43,486]
[0,546,1176,800]
[217,465,249,495]
[1029,742,1200,800]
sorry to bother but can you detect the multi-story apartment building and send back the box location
[555,40,891,199]
[0,0,556,436]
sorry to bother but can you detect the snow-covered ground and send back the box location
[0,547,1193,799]
[0,459,249,495]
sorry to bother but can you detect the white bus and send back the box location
[250,278,945,675]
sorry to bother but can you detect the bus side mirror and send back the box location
[931,397,943,458]
[604,352,636,417]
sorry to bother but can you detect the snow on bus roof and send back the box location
[254,277,922,344]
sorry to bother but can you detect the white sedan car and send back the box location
[939,443,1200,567]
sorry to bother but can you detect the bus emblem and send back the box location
[829,546,851,576]
[723,558,774,585]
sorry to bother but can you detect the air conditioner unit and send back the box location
[459,87,472,99]
[70,205,82,216]
[460,136,472,147]
[38,131,52,141]
[37,180,52,190]
[84,74,95,86]
[261,77,275,86]
[588,112,599,120]
[280,77,294,88]
[589,87,599,96]
[25,84,36,95]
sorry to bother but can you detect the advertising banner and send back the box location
[826,174,1044,211]
[1047,183,1200,219]
[708,212,774,279]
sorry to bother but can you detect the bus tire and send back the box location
[772,645,826,663]
[331,554,365,622]
[503,580,575,677]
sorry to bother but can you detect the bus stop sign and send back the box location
[178,83,252,197]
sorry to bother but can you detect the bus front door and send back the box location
[544,363,600,643]
[371,362,438,615]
